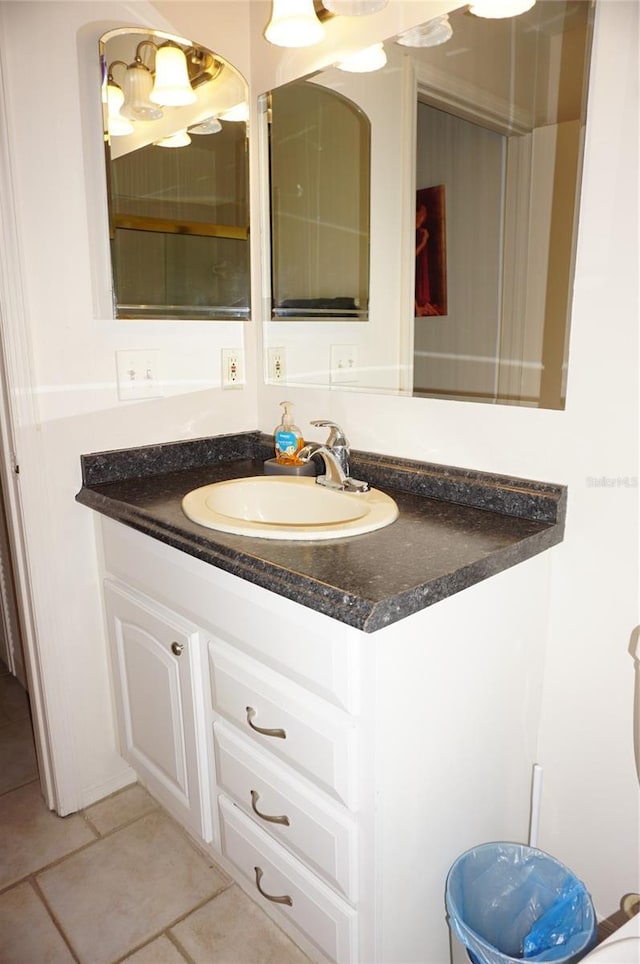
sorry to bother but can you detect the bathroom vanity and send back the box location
[77,431,566,963]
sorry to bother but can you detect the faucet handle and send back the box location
[310,420,348,448]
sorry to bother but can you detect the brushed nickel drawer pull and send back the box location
[171,641,184,656]
[250,790,290,826]
[245,706,286,739]
[254,866,293,906]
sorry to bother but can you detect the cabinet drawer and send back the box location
[101,517,360,713]
[214,721,358,901]
[219,796,358,964]
[210,641,358,809]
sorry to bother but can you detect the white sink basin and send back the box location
[181,476,398,541]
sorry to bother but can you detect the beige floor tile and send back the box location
[84,783,158,836]
[37,810,229,964]
[170,884,313,964]
[0,674,30,723]
[0,717,38,793]
[0,880,75,963]
[0,782,96,890]
[122,934,189,963]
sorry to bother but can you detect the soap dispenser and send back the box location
[264,401,315,476]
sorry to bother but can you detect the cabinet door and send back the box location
[104,580,211,840]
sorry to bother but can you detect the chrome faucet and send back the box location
[298,420,369,493]
[310,420,350,476]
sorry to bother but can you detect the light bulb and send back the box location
[265,0,324,48]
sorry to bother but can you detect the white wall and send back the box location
[0,0,636,928]
[254,0,639,923]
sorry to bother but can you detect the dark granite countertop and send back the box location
[76,431,566,633]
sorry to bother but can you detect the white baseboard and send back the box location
[78,764,137,811]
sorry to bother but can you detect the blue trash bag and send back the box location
[445,843,597,964]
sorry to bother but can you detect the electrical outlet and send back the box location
[222,348,244,389]
[267,347,286,382]
[330,344,359,385]
[116,350,162,401]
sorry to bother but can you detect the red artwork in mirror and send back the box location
[415,185,447,317]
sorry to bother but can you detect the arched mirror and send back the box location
[263,0,594,408]
[269,80,371,320]
[100,28,250,320]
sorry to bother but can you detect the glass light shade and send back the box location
[218,102,249,123]
[122,63,163,120]
[397,15,453,47]
[468,0,535,17]
[106,82,134,135]
[150,44,196,106]
[322,0,388,14]
[337,42,387,72]
[265,0,324,48]
[190,117,222,134]
[154,129,191,148]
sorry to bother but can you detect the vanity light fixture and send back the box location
[396,15,453,47]
[265,0,325,47]
[468,0,535,17]
[322,0,388,13]
[336,42,387,72]
[154,128,192,148]
[150,43,197,106]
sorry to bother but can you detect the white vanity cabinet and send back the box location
[99,515,552,964]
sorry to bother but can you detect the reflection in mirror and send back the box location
[263,1,594,408]
[269,81,370,320]
[100,29,250,320]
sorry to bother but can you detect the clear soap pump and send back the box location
[274,401,304,464]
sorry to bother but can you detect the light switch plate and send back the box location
[116,350,162,400]
[330,344,359,385]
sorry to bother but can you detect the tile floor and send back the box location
[0,660,312,963]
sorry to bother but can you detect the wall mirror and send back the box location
[269,80,371,321]
[263,0,594,407]
[100,28,250,320]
